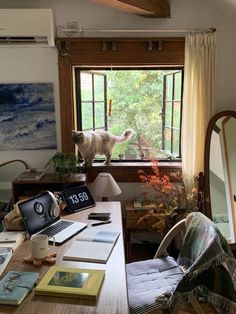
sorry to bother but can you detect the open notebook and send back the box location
[63,229,120,263]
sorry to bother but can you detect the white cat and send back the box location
[72,129,134,166]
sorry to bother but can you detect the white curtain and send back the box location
[181,32,216,190]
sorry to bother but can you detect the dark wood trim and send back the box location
[198,171,204,212]
[58,55,74,152]
[84,161,182,182]
[203,110,236,219]
[91,0,170,18]
[56,37,185,153]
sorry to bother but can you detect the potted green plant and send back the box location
[45,152,78,181]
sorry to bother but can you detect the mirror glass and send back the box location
[206,111,236,243]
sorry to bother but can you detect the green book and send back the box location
[0,271,39,305]
[35,266,105,300]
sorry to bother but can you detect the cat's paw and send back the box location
[83,161,93,167]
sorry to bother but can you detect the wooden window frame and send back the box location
[76,70,108,131]
[56,37,185,181]
[162,70,183,158]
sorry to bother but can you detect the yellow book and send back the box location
[34,266,105,300]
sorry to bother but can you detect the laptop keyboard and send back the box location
[39,220,74,237]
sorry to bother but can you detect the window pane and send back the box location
[165,102,172,127]
[173,129,180,156]
[165,75,173,100]
[165,128,171,153]
[80,73,92,101]
[95,102,105,129]
[77,69,183,161]
[94,75,105,101]
[173,101,181,129]
[174,72,182,100]
[82,102,93,130]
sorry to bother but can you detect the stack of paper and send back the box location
[0,232,25,251]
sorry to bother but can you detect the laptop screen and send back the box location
[18,192,59,236]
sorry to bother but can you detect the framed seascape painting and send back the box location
[0,83,57,150]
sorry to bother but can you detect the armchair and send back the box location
[127,212,236,314]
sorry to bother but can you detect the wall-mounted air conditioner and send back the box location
[0,9,55,47]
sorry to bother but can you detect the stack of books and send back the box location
[17,170,45,181]
[133,200,157,210]
[0,231,25,251]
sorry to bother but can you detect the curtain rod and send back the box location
[58,26,216,35]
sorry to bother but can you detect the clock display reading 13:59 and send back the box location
[62,185,95,213]
[68,192,88,204]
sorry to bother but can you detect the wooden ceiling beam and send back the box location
[90,0,170,18]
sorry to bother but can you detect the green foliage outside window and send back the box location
[78,69,182,161]
[106,70,164,159]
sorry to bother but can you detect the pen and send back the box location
[91,220,112,227]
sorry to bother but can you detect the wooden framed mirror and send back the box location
[204,110,236,244]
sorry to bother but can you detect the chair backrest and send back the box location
[154,218,186,259]
[0,159,29,204]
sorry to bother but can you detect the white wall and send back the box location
[0,47,59,168]
[0,0,236,203]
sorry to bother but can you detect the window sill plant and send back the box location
[46,152,80,182]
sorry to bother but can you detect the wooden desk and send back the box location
[1,202,130,314]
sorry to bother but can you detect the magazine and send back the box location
[0,248,13,277]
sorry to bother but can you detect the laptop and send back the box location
[17,192,87,244]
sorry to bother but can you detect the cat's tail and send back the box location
[116,129,134,143]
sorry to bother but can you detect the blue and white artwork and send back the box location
[0,83,57,150]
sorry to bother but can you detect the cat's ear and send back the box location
[72,130,77,135]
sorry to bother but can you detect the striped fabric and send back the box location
[127,257,184,314]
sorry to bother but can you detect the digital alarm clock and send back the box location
[61,185,95,213]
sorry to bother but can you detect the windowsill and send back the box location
[83,161,182,183]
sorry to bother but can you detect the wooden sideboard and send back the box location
[1,201,130,314]
[12,172,86,202]
[125,201,160,263]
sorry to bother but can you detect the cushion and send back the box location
[127,256,184,314]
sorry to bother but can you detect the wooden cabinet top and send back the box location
[13,172,86,184]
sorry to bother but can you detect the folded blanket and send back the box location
[170,212,236,313]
